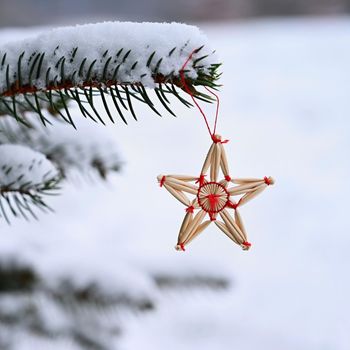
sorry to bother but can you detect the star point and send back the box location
[158,135,274,252]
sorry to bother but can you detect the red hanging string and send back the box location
[204,86,220,136]
[179,49,221,140]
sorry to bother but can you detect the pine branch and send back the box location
[0,22,220,223]
[0,144,61,223]
[0,92,69,126]
[0,22,221,126]
[0,115,123,179]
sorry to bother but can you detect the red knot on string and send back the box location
[211,134,229,144]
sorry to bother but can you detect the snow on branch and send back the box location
[0,115,122,179]
[0,21,221,126]
[0,144,60,222]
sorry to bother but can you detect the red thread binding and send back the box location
[209,213,216,221]
[195,174,206,186]
[242,241,251,247]
[207,194,220,210]
[226,201,238,210]
[197,181,230,214]
[211,134,229,144]
[264,176,271,185]
[180,243,186,251]
[159,176,166,187]
[224,175,232,182]
[186,206,194,213]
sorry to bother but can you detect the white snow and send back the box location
[1,16,350,350]
[0,21,217,93]
[0,144,58,188]
[0,115,122,177]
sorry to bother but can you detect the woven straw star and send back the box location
[157,135,274,251]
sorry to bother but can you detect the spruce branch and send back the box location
[0,115,123,180]
[0,22,221,127]
[0,22,220,223]
[0,144,61,223]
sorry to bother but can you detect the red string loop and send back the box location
[180,50,221,140]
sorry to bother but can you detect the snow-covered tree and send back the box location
[0,21,220,222]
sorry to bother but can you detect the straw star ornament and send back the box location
[157,135,274,251]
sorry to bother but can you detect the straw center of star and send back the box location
[197,182,229,213]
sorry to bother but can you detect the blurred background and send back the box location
[1,0,350,25]
[0,1,350,350]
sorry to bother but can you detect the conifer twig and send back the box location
[0,22,221,126]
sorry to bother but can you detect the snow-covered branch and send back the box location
[0,21,221,125]
[0,21,219,222]
[0,144,60,222]
[0,115,122,179]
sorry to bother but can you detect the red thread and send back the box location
[186,206,194,213]
[242,241,251,247]
[211,134,229,144]
[226,201,238,210]
[195,174,206,186]
[207,194,220,211]
[224,175,232,182]
[209,213,216,221]
[264,176,271,185]
[159,176,166,187]
[180,243,186,251]
[180,50,221,140]
[205,86,220,135]
[212,135,220,143]
[197,181,230,214]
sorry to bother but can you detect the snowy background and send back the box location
[1,17,350,350]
